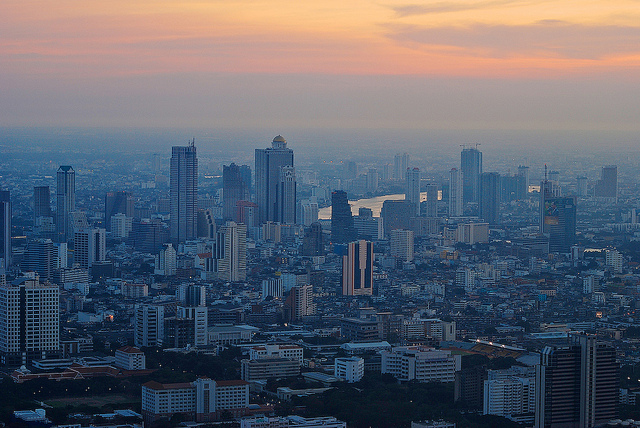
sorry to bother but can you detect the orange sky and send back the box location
[3,0,640,78]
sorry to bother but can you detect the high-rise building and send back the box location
[479,172,501,225]
[302,222,324,256]
[461,147,482,203]
[594,165,617,200]
[449,168,463,217]
[277,165,296,224]
[110,213,133,238]
[345,161,358,179]
[105,191,134,230]
[56,166,75,242]
[540,174,576,253]
[34,186,52,220]
[177,284,206,307]
[284,284,315,322]
[216,221,246,282]
[535,333,618,428]
[0,275,60,366]
[297,198,318,226]
[342,240,373,296]
[576,176,588,197]
[405,168,421,216]
[255,135,294,224]
[517,165,530,192]
[331,190,356,243]
[74,228,106,270]
[154,243,177,276]
[223,163,250,220]
[23,238,56,281]
[0,191,10,269]
[366,168,379,192]
[381,200,414,236]
[170,141,198,244]
[390,229,414,262]
[425,183,438,217]
[393,153,410,180]
[134,304,164,347]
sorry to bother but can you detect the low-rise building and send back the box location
[241,358,300,381]
[334,357,364,383]
[249,344,303,365]
[241,416,346,428]
[381,346,461,383]
[114,346,146,371]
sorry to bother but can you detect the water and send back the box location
[318,192,436,219]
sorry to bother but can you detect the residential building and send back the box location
[74,228,106,269]
[284,285,314,322]
[479,172,501,225]
[342,240,373,296]
[216,221,247,282]
[449,168,463,217]
[425,183,438,217]
[115,346,146,370]
[390,229,414,262]
[405,168,421,216]
[381,346,461,383]
[334,357,364,383]
[134,304,164,347]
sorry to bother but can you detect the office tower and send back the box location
[134,304,165,347]
[479,172,501,225]
[0,191,10,269]
[284,284,314,322]
[0,276,59,366]
[262,277,283,299]
[236,201,258,227]
[500,174,526,202]
[390,229,414,262]
[393,153,410,180]
[177,284,206,306]
[302,222,324,256]
[461,146,482,203]
[405,168,421,216]
[56,166,75,242]
[239,164,252,193]
[297,198,318,226]
[74,228,106,269]
[255,135,294,224]
[276,165,296,224]
[154,243,177,276]
[535,333,618,428]
[540,173,576,253]
[345,161,357,180]
[34,186,52,220]
[23,238,56,280]
[216,221,246,282]
[381,200,414,236]
[174,306,208,347]
[196,209,216,239]
[110,213,133,238]
[576,176,588,196]
[342,240,373,296]
[366,168,379,192]
[594,165,617,200]
[331,190,356,243]
[223,163,250,220]
[131,219,170,253]
[105,191,134,231]
[449,168,463,217]
[517,165,530,191]
[170,141,198,245]
[424,183,438,217]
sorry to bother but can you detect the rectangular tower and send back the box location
[170,141,198,244]
[255,135,294,224]
[222,163,250,221]
[461,147,482,203]
[0,191,10,268]
[405,168,421,216]
[56,166,75,242]
[342,240,373,296]
[449,168,463,217]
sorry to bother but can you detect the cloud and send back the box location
[392,0,536,16]
[385,21,640,59]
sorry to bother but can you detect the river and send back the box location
[318,192,439,219]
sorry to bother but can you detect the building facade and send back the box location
[255,136,294,224]
[170,142,198,244]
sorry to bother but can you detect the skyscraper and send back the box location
[594,165,617,200]
[461,146,482,203]
[284,284,315,322]
[302,222,324,256]
[23,238,56,281]
[540,172,576,253]
[0,276,60,366]
[105,191,134,231]
[170,141,198,244]
[449,168,463,217]
[74,228,106,270]
[517,165,530,192]
[393,153,410,180]
[255,135,294,224]
[331,190,356,243]
[405,168,421,216]
[342,240,373,296]
[134,304,164,347]
[390,229,414,262]
[223,163,250,221]
[277,165,296,224]
[56,166,75,242]
[425,183,438,217]
[0,191,10,269]
[479,172,501,225]
[33,186,51,220]
[535,333,618,428]
[381,199,414,236]
[216,221,247,282]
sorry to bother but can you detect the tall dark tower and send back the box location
[540,166,576,253]
[461,146,482,203]
[33,186,51,220]
[0,190,10,268]
[170,140,198,245]
[331,190,356,244]
[255,135,294,224]
[56,166,75,242]
[105,191,134,230]
[479,172,501,225]
[223,163,250,221]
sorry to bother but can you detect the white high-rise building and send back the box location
[0,275,59,366]
[110,213,133,239]
[390,229,414,262]
[74,228,106,269]
[297,198,319,226]
[134,304,164,347]
[405,168,421,216]
[177,306,208,347]
[605,249,623,273]
[483,366,536,425]
[155,243,177,276]
[449,168,463,217]
[217,221,247,282]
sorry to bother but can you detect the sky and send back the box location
[2,0,640,136]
